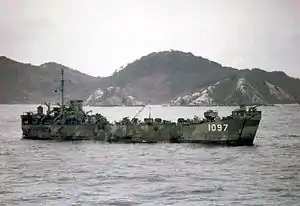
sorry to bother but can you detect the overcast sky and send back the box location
[0,0,299,78]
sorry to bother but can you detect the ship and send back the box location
[21,68,262,146]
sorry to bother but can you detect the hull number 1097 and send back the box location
[208,123,228,132]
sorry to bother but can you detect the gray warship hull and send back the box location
[22,113,261,146]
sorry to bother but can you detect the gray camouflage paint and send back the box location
[22,110,261,146]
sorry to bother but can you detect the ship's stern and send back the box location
[21,114,32,139]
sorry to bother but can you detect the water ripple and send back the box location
[0,105,300,205]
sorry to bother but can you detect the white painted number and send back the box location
[223,124,228,131]
[208,124,228,132]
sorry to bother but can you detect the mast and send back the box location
[60,69,65,112]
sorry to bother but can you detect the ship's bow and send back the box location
[236,111,262,146]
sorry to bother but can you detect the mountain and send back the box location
[0,56,100,104]
[84,86,144,106]
[86,50,300,105]
[170,76,295,106]
[91,50,238,105]
[2,50,300,106]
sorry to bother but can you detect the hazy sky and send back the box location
[0,0,299,77]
